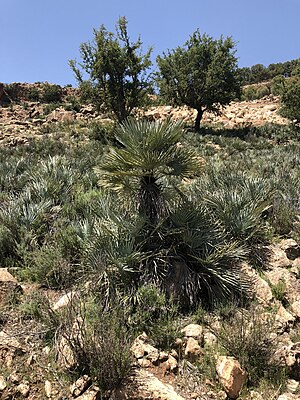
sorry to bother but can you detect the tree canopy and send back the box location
[69,17,152,122]
[156,31,241,131]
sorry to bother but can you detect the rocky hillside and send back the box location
[0,82,288,147]
[1,239,300,399]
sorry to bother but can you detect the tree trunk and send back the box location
[194,108,203,132]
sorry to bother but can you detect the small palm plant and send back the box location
[93,118,250,308]
[95,118,203,224]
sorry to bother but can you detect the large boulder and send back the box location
[216,356,247,399]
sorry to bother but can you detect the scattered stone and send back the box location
[131,334,159,363]
[291,301,300,318]
[70,375,92,397]
[181,324,203,341]
[286,379,300,393]
[26,354,35,365]
[216,356,247,400]
[45,380,52,398]
[279,239,300,260]
[10,372,20,383]
[0,375,7,391]
[174,337,183,348]
[17,381,30,397]
[52,291,79,311]
[0,268,23,306]
[203,331,218,347]
[163,355,178,373]
[184,337,202,361]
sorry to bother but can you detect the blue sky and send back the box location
[2,0,299,86]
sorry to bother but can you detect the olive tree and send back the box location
[156,30,241,131]
[69,17,152,122]
[272,66,300,123]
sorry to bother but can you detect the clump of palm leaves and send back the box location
[90,118,252,309]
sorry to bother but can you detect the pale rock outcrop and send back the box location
[0,375,7,391]
[266,267,300,304]
[181,324,203,341]
[184,337,202,361]
[216,356,247,399]
[241,263,273,304]
[52,291,79,311]
[131,333,159,364]
[70,375,92,397]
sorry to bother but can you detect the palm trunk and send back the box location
[138,175,164,225]
[194,108,204,132]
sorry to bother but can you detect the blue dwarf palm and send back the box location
[95,118,203,224]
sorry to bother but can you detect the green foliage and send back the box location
[156,31,241,130]
[26,86,40,101]
[239,58,300,85]
[41,83,62,103]
[278,77,300,123]
[69,17,152,122]
[270,279,287,303]
[130,285,180,349]
[217,306,286,386]
[59,295,132,394]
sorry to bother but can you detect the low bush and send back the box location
[58,294,132,396]
[216,306,286,387]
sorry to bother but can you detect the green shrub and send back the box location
[216,306,286,386]
[42,83,62,103]
[27,87,40,101]
[59,295,132,394]
[130,285,180,350]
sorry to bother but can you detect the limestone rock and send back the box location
[131,334,159,363]
[241,263,272,304]
[266,267,300,304]
[70,375,92,397]
[57,336,77,370]
[277,394,299,400]
[133,369,185,400]
[291,301,300,318]
[45,380,52,398]
[216,356,247,399]
[52,291,79,311]
[268,245,292,268]
[162,355,178,373]
[17,381,30,397]
[184,337,202,361]
[0,375,7,391]
[76,388,100,400]
[181,324,203,341]
[275,305,295,327]
[286,379,300,394]
[279,239,300,260]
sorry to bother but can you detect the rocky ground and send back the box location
[1,239,300,399]
[0,84,289,147]
[0,84,299,399]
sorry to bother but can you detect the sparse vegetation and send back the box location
[1,25,300,400]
